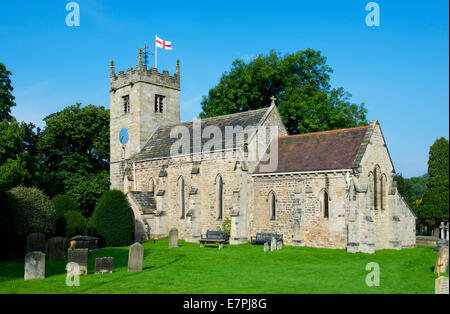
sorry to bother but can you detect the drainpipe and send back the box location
[133,161,137,191]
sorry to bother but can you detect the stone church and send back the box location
[109,51,416,254]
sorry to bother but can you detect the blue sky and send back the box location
[0,0,448,177]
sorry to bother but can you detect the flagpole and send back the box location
[155,35,158,69]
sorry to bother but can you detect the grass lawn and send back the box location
[0,239,444,294]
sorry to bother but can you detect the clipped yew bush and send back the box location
[8,186,56,236]
[92,190,134,246]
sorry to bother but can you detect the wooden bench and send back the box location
[200,231,229,250]
[250,233,283,245]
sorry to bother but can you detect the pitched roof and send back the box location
[254,126,369,174]
[131,107,269,161]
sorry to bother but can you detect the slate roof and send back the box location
[132,108,269,161]
[254,126,369,174]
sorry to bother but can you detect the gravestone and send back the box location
[435,276,449,294]
[67,248,88,276]
[24,252,45,280]
[271,237,277,252]
[128,242,144,272]
[48,237,67,261]
[277,240,283,250]
[434,246,449,274]
[169,228,179,248]
[26,233,46,254]
[95,257,114,274]
[264,242,269,253]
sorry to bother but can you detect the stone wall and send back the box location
[396,194,417,248]
[355,121,416,251]
[251,172,349,248]
[130,151,250,241]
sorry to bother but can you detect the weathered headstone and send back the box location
[169,228,178,248]
[48,237,67,261]
[95,257,114,274]
[434,246,449,274]
[26,233,46,254]
[128,242,144,272]
[264,242,269,253]
[277,240,283,250]
[67,248,88,276]
[24,251,45,280]
[271,237,277,252]
[435,276,449,294]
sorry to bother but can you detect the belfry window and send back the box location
[155,95,165,113]
[123,95,130,114]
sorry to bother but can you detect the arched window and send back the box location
[148,178,155,194]
[374,165,381,210]
[178,177,185,219]
[380,174,387,210]
[268,191,276,220]
[369,172,374,210]
[321,190,329,218]
[215,174,223,220]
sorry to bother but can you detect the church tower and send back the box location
[109,49,180,191]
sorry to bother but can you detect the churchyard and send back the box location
[0,239,446,294]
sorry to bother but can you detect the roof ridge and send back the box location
[277,125,369,140]
[157,107,270,130]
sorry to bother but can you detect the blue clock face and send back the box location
[119,128,129,145]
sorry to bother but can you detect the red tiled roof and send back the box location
[254,126,369,174]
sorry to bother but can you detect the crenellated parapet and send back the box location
[110,51,180,92]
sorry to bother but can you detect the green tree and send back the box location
[0,62,15,122]
[200,50,368,134]
[394,173,428,205]
[92,190,134,247]
[51,194,79,236]
[394,174,415,204]
[37,103,110,215]
[0,119,40,190]
[419,138,449,237]
[0,62,40,190]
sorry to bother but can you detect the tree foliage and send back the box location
[200,49,368,134]
[0,62,15,122]
[51,194,79,236]
[37,103,110,215]
[394,173,428,204]
[64,210,89,238]
[0,63,40,190]
[92,190,134,247]
[418,137,449,234]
